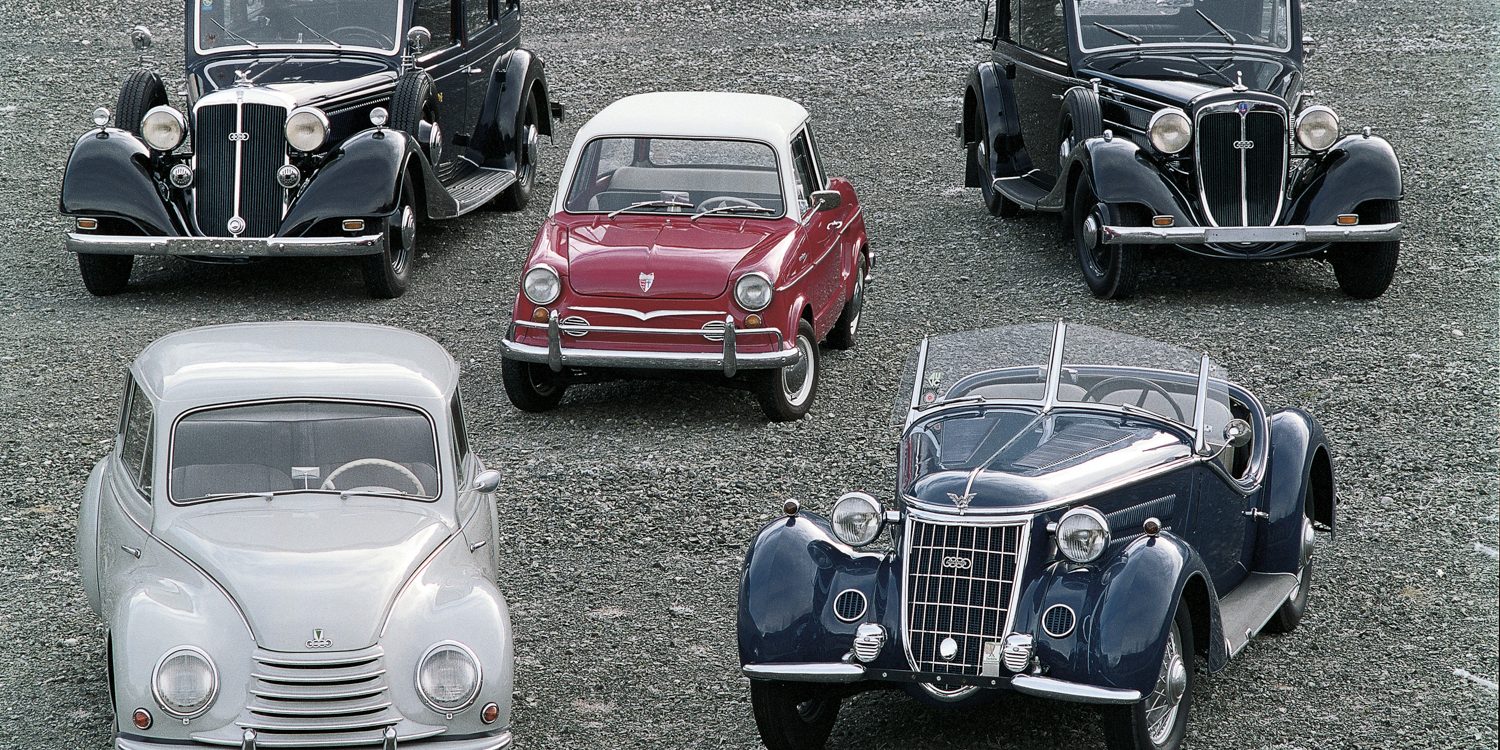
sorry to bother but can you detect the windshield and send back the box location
[564,137,785,218]
[196,0,402,54]
[1075,0,1292,52]
[169,401,440,503]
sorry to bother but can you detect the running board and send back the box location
[992,172,1065,213]
[446,167,518,216]
[1219,572,1299,658]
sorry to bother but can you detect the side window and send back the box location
[414,0,457,49]
[464,0,495,37]
[789,132,819,211]
[803,127,828,188]
[120,382,154,498]
[1016,0,1066,58]
[449,392,470,480]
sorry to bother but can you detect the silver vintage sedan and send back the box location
[79,322,515,750]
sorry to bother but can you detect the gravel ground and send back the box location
[1,0,1496,748]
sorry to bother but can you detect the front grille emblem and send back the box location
[306,629,332,649]
[939,637,959,661]
[639,272,655,293]
[227,216,246,235]
[941,555,972,571]
[1236,101,1251,116]
[228,131,250,142]
[1233,140,1255,150]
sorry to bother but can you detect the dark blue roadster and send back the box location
[737,323,1334,750]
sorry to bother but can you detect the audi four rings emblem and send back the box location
[1233,140,1256,150]
[942,556,972,570]
[306,628,332,649]
[228,131,250,142]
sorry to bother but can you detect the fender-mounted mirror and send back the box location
[129,26,154,52]
[1302,35,1317,57]
[811,189,842,213]
[1222,419,1253,449]
[407,25,432,54]
[472,469,502,494]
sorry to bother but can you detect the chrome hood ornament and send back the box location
[947,491,975,513]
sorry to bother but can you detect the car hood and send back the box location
[562,220,793,300]
[1083,52,1301,107]
[195,56,397,108]
[158,500,452,651]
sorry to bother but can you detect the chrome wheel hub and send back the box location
[1082,214,1100,252]
[780,335,815,407]
[1146,622,1186,745]
[523,124,539,173]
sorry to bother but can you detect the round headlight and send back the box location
[522,266,561,305]
[286,107,331,152]
[140,106,187,152]
[831,492,884,547]
[1148,108,1192,154]
[1055,507,1110,563]
[1295,106,1340,151]
[417,642,481,713]
[734,273,773,312]
[152,647,218,718]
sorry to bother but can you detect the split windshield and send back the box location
[169,401,440,503]
[564,137,785,218]
[196,0,402,53]
[1075,0,1291,52]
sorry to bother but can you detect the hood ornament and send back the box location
[1233,71,1247,92]
[638,272,655,293]
[947,491,974,514]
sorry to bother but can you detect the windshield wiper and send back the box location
[1194,10,1236,44]
[292,16,341,49]
[186,491,277,503]
[1093,22,1142,45]
[607,199,693,218]
[690,204,775,222]
[336,489,424,501]
[207,17,259,48]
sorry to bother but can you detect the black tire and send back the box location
[824,252,866,350]
[1101,603,1195,750]
[975,106,1021,218]
[390,70,436,154]
[754,319,820,422]
[749,680,841,750]
[1264,487,1316,634]
[494,89,540,212]
[1073,178,1140,299]
[1330,200,1400,299]
[361,177,418,298]
[78,253,134,296]
[115,71,167,137]
[500,358,567,412]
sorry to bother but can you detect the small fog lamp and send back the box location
[93,107,111,128]
[276,164,303,189]
[169,163,195,188]
[481,702,500,724]
[132,708,153,729]
[744,313,763,327]
[370,106,389,128]
[531,308,550,323]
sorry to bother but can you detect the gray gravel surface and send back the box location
[1,0,1497,748]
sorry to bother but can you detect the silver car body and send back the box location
[78,322,513,749]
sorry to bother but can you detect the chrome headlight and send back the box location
[1055,507,1110,563]
[417,642,481,713]
[1148,108,1192,154]
[286,107,331,152]
[522,266,561,305]
[1295,106,1340,151]
[152,647,218,718]
[140,106,187,152]
[831,492,883,547]
[734,273,773,312]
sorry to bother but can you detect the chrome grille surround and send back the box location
[192,89,291,239]
[1194,99,1289,228]
[241,645,403,746]
[901,511,1032,676]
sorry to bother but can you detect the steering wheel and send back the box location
[329,26,395,48]
[1081,376,1187,423]
[696,195,763,214]
[321,458,426,496]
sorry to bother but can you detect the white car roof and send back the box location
[132,322,459,409]
[573,92,810,144]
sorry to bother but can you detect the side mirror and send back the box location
[1222,419,1253,449]
[810,189,842,212]
[129,25,154,52]
[1302,35,1316,57]
[407,25,432,54]
[472,469,501,494]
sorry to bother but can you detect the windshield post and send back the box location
[1040,321,1068,412]
[905,335,931,427]
[1191,353,1212,455]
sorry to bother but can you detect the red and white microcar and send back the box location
[499,92,871,421]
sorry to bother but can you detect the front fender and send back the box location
[279,130,433,236]
[1074,136,1194,224]
[1256,409,1334,574]
[472,49,551,170]
[1285,134,1403,225]
[58,129,177,235]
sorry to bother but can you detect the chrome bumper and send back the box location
[741,663,1142,705]
[66,232,387,257]
[502,313,798,377]
[1102,222,1402,246]
[115,728,512,749]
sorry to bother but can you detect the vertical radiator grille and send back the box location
[1196,102,1288,227]
[903,518,1027,675]
[194,102,287,237]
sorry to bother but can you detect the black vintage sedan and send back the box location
[738,323,1334,750]
[60,0,560,298]
[961,0,1404,299]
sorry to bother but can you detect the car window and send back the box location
[464,0,494,36]
[414,0,457,49]
[790,132,819,212]
[450,392,470,481]
[120,382,154,498]
[803,127,828,189]
[1014,0,1067,58]
[563,137,785,217]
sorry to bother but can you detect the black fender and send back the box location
[1285,134,1403,225]
[963,61,1025,186]
[279,130,450,235]
[1255,409,1335,574]
[58,129,177,235]
[471,49,552,171]
[1070,135,1196,224]
[737,512,901,670]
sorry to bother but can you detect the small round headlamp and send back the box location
[416,642,481,713]
[830,492,884,547]
[522,266,561,305]
[1148,108,1192,154]
[1295,106,1340,151]
[140,106,187,152]
[286,107,331,152]
[370,106,390,128]
[152,646,218,719]
[1055,507,1110,564]
[734,273,773,312]
[93,107,111,127]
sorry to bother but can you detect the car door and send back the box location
[462,0,508,134]
[1191,405,1265,592]
[1006,0,1074,187]
[97,381,154,617]
[788,129,843,334]
[450,392,497,575]
[413,0,468,177]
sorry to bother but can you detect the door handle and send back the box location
[798,253,808,262]
[120,545,141,559]
[468,67,485,75]
[826,220,844,231]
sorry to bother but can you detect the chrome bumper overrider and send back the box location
[65,232,387,257]
[502,314,798,377]
[114,729,513,750]
[740,663,1141,705]
[1102,222,1403,245]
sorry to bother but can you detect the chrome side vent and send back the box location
[833,589,868,623]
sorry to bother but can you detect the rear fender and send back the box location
[471,49,552,169]
[59,129,178,235]
[1285,134,1403,224]
[1256,409,1334,574]
[78,458,108,617]
[1074,136,1195,224]
[964,62,1025,184]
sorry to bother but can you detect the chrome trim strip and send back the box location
[742,663,866,683]
[1040,321,1067,412]
[902,454,1196,518]
[569,307,724,321]
[1191,354,1212,456]
[230,95,245,235]
[1101,222,1403,245]
[1010,674,1141,705]
[65,233,386,257]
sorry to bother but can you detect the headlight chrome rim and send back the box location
[1295,105,1340,151]
[734,272,773,312]
[1147,108,1192,155]
[151,645,219,719]
[286,107,332,153]
[1055,506,1110,564]
[522,265,561,305]
[416,640,482,714]
[831,491,884,547]
[140,105,187,152]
